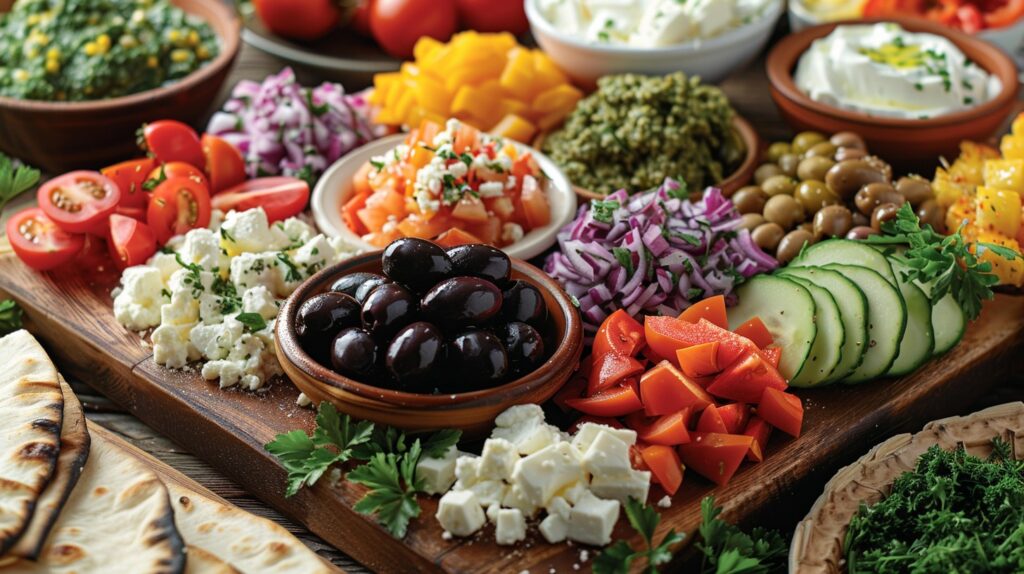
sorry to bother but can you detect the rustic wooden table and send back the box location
[60,34,1024,574]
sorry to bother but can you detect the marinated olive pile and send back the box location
[295,239,553,393]
[732,131,945,263]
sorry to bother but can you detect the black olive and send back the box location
[381,238,453,293]
[421,277,502,330]
[449,330,508,383]
[502,322,546,377]
[296,293,361,358]
[502,280,547,326]
[352,274,392,304]
[331,272,389,301]
[331,327,378,379]
[385,322,445,387]
[447,244,512,284]
[361,283,416,337]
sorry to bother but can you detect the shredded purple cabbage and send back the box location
[544,179,779,332]
[207,67,386,185]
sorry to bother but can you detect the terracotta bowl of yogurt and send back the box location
[766,18,1019,168]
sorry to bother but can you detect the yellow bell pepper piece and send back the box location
[976,186,1022,238]
[975,231,1024,287]
[1011,113,1024,136]
[945,195,975,234]
[533,84,584,116]
[1001,135,1024,160]
[414,75,452,116]
[413,36,444,62]
[983,159,1024,192]
[491,114,538,144]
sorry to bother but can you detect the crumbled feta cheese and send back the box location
[539,514,569,544]
[453,455,481,490]
[296,393,312,407]
[478,438,517,481]
[416,445,459,495]
[478,181,506,198]
[242,285,279,319]
[589,470,651,505]
[581,430,634,477]
[501,484,540,518]
[178,228,225,271]
[436,490,486,537]
[292,234,334,276]
[501,223,524,244]
[280,217,315,244]
[147,251,182,283]
[657,495,672,509]
[547,496,572,522]
[468,480,507,507]
[152,323,199,368]
[571,423,637,453]
[495,508,527,546]
[568,492,620,547]
[512,442,585,507]
[220,208,288,254]
[112,266,165,330]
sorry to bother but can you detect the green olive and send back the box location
[776,229,814,264]
[796,156,835,182]
[777,153,801,177]
[762,175,797,197]
[766,142,791,163]
[830,131,867,151]
[896,175,934,207]
[738,213,766,231]
[755,163,784,185]
[751,222,785,252]
[813,205,854,240]
[794,180,840,214]
[763,194,806,230]
[732,186,768,214]
[806,142,838,159]
[792,131,827,155]
[864,155,894,182]
[835,147,868,162]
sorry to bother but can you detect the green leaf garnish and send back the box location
[0,300,23,336]
[593,498,685,574]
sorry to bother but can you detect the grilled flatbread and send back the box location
[0,330,62,556]
[184,546,239,574]
[167,483,333,574]
[1,430,185,573]
[4,377,89,562]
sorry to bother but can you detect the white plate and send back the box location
[311,133,577,260]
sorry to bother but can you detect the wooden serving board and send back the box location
[3,253,1024,573]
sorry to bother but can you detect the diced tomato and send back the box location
[589,353,645,395]
[452,195,489,223]
[678,295,728,329]
[38,171,121,235]
[624,410,653,430]
[569,415,625,434]
[639,361,714,416]
[353,162,375,196]
[676,342,721,378]
[396,213,452,239]
[453,123,480,154]
[984,0,1024,29]
[467,217,501,245]
[717,403,750,435]
[758,388,803,438]
[706,354,788,404]
[678,433,753,486]
[733,317,774,349]
[593,309,645,359]
[107,214,157,269]
[742,416,772,463]
[565,383,643,418]
[645,316,760,369]
[696,405,729,434]
[640,445,684,495]
[762,346,782,369]
[201,134,246,193]
[640,344,670,365]
[211,177,310,223]
[343,191,372,236]
[553,370,586,413]
[433,228,484,248]
[520,174,550,228]
[630,444,650,473]
[634,409,692,446]
[358,206,391,234]
[957,4,984,33]
[102,158,157,209]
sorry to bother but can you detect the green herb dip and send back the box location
[542,72,744,196]
[0,0,219,101]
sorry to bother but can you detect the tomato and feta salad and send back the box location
[344,119,552,248]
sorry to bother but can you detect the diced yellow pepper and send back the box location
[491,114,537,143]
[413,36,444,62]
[452,85,501,129]
[371,72,402,105]
[532,84,583,115]
[946,195,975,234]
[983,159,1024,192]
[392,89,417,127]
[1012,113,1024,136]
[975,231,1024,287]
[499,48,536,101]
[498,98,529,118]
[532,52,569,92]
[977,186,1022,238]
[1001,135,1024,160]
[414,75,452,116]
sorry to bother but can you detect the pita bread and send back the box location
[184,546,238,574]
[0,330,62,556]
[167,483,333,574]
[0,430,185,573]
[3,377,89,562]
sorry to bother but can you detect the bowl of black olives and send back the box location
[276,238,584,436]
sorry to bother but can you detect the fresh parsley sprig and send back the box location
[349,441,425,538]
[696,496,787,574]
[0,154,40,219]
[593,498,685,574]
[0,299,23,336]
[866,203,1020,321]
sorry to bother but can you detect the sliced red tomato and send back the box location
[434,228,484,248]
[758,388,803,438]
[37,171,120,235]
[639,444,684,495]
[565,383,643,418]
[201,134,247,194]
[141,120,205,168]
[676,341,721,378]
[146,161,210,193]
[211,177,310,223]
[706,353,788,404]
[696,405,729,434]
[639,360,714,416]
[678,433,753,486]
[645,316,762,369]
[984,0,1024,28]
[520,174,550,229]
[742,415,772,463]
[115,205,148,221]
[717,403,750,435]
[633,409,692,446]
[148,177,212,245]
[343,191,371,236]
[6,208,85,271]
[452,195,489,223]
[733,317,774,349]
[593,309,644,359]
[957,4,985,33]
[107,214,157,269]
[588,353,644,396]
[762,346,782,369]
[678,295,728,329]
[101,158,157,209]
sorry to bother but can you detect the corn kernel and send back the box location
[46,47,60,59]
[26,14,39,25]
[147,55,159,68]
[188,30,200,46]
[167,29,181,43]
[170,49,190,63]
[196,45,210,60]
[83,42,98,56]
[45,59,59,74]
[97,34,111,50]
[25,47,39,59]
[119,34,137,48]
[13,69,29,82]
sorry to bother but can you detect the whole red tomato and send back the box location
[456,0,528,35]
[349,0,374,36]
[370,0,458,59]
[253,0,340,41]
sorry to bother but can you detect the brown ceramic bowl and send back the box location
[0,0,240,173]
[535,114,760,202]
[276,252,584,438]
[767,18,1019,170]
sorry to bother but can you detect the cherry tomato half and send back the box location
[108,214,158,269]
[211,177,310,223]
[141,120,205,169]
[147,177,212,245]
[370,0,458,59]
[201,134,247,194]
[101,157,157,209]
[37,171,121,235]
[146,161,210,192]
[6,208,85,271]
[253,0,340,40]
[456,0,528,35]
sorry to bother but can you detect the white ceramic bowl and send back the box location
[311,134,578,260]
[525,0,784,88]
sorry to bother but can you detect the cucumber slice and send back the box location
[791,239,899,285]
[774,273,845,387]
[930,292,966,355]
[778,267,868,384]
[728,275,816,381]
[886,258,935,376]
[821,264,906,384]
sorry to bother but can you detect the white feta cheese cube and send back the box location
[486,503,501,524]
[468,480,507,507]
[568,492,620,547]
[478,438,517,481]
[501,223,524,244]
[582,430,634,477]
[416,445,458,495]
[494,404,545,428]
[454,455,481,489]
[230,252,279,293]
[242,285,279,319]
[547,496,572,522]
[113,266,165,330]
[189,319,242,360]
[539,514,569,544]
[292,234,335,276]
[436,490,486,537]
[571,423,636,453]
[478,181,505,198]
[152,323,199,368]
[492,419,558,456]
[147,251,182,284]
[494,508,527,546]
[512,442,584,507]
[279,217,315,244]
[501,484,540,519]
[562,481,588,505]
[589,470,651,505]
[179,228,225,271]
[198,293,227,325]
[221,208,288,254]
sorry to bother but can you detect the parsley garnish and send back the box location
[142,164,167,191]
[665,179,690,201]
[0,154,40,219]
[0,300,23,336]
[220,227,235,243]
[276,252,303,282]
[349,442,424,538]
[591,200,620,224]
[370,159,385,172]
[696,496,787,574]
[593,498,685,574]
[173,254,206,298]
[235,312,266,332]
[612,247,635,276]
